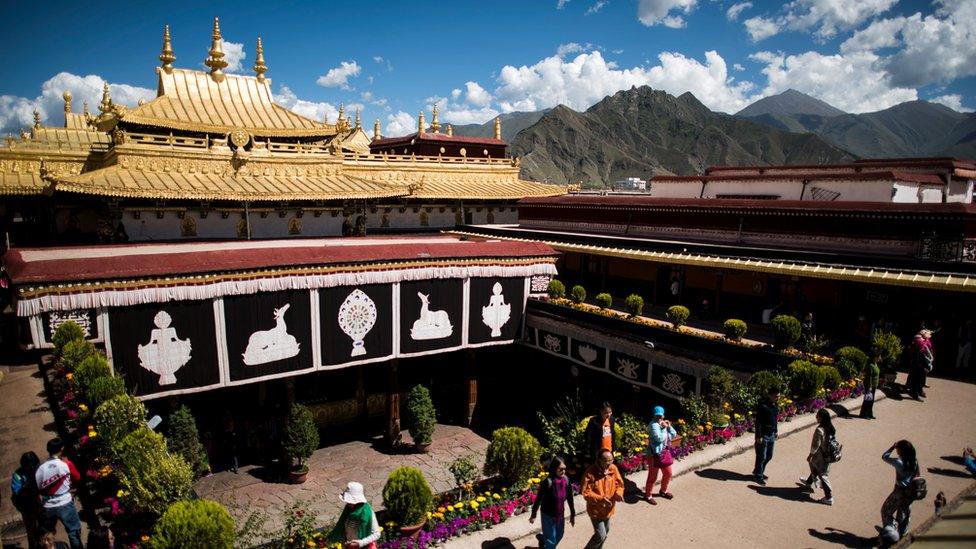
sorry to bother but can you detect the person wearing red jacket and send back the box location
[34,439,82,549]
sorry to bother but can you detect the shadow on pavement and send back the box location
[940,454,965,465]
[807,526,876,547]
[479,536,536,549]
[694,468,755,482]
[828,403,852,418]
[622,476,645,504]
[927,466,972,479]
[747,484,814,503]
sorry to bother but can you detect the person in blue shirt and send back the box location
[643,405,677,504]
[964,447,976,476]
[752,387,780,485]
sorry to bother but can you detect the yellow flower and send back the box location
[470,501,479,509]
[66,373,74,380]
[492,493,501,499]
[426,511,433,519]
[78,404,88,413]
[307,541,316,548]
[437,506,446,513]
[446,505,455,512]
[528,477,540,484]
[140,535,150,542]
[613,452,621,458]
[88,430,98,438]
[477,496,486,503]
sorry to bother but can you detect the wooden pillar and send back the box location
[385,360,401,447]
[356,365,367,419]
[464,349,478,427]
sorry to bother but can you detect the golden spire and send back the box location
[373,118,381,140]
[63,90,72,127]
[418,110,426,134]
[493,116,501,140]
[431,104,441,133]
[338,102,346,123]
[83,101,90,117]
[204,17,229,82]
[99,82,112,114]
[159,24,176,73]
[446,124,454,136]
[355,109,362,130]
[253,36,268,83]
[33,109,41,129]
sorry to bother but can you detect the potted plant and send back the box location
[406,385,436,452]
[382,466,432,539]
[283,404,319,483]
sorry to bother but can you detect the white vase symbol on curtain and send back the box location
[338,289,377,357]
[137,310,192,386]
[410,292,453,340]
[481,282,511,337]
[243,303,301,365]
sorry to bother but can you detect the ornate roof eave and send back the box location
[117,110,339,139]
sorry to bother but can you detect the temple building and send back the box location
[0,18,563,247]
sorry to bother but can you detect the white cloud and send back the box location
[464,81,493,107]
[443,105,500,125]
[750,49,917,113]
[425,96,448,110]
[557,0,570,9]
[451,88,462,100]
[275,85,338,122]
[373,56,384,64]
[930,94,973,113]
[611,48,624,54]
[733,63,745,71]
[744,16,780,41]
[637,0,697,28]
[0,72,154,135]
[839,16,906,53]
[586,1,608,15]
[221,41,246,73]
[386,110,416,136]
[316,61,362,89]
[744,0,898,42]
[557,43,586,57]
[361,91,373,101]
[726,2,752,21]
[884,0,976,88]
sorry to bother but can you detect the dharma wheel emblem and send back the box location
[229,128,250,149]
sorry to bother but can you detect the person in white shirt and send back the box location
[326,482,381,549]
[34,439,82,549]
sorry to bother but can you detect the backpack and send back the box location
[909,476,927,501]
[825,434,843,463]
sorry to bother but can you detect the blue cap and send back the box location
[653,406,665,417]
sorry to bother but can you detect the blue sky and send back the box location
[1,0,973,136]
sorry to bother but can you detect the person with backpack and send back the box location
[529,456,576,548]
[35,438,82,549]
[879,440,923,547]
[799,409,836,505]
[11,451,42,548]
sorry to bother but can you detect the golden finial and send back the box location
[373,118,381,140]
[493,116,501,140]
[138,99,146,106]
[446,124,454,136]
[99,82,112,114]
[159,25,176,73]
[33,109,41,129]
[338,102,346,122]
[204,17,229,82]
[253,36,268,83]
[355,109,362,130]
[418,111,426,134]
[431,104,441,133]
[83,101,90,117]
[63,91,72,127]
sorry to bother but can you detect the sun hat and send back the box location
[653,406,665,417]
[340,481,367,504]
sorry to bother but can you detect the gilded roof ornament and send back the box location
[99,83,112,114]
[418,111,426,134]
[82,101,90,117]
[253,37,268,83]
[204,17,229,82]
[373,118,381,140]
[336,103,349,132]
[355,109,361,130]
[33,109,41,129]
[62,91,72,114]
[493,116,501,140]
[446,124,454,136]
[159,25,176,73]
[431,104,441,133]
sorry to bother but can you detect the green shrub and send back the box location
[728,381,758,416]
[283,404,318,471]
[86,376,126,409]
[547,279,566,299]
[624,294,644,317]
[536,392,586,460]
[94,394,147,455]
[595,293,612,309]
[151,499,235,549]
[821,365,842,391]
[723,319,748,341]
[787,360,826,400]
[61,339,95,372]
[406,385,436,447]
[771,315,802,349]
[680,393,709,430]
[748,370,783,399]
[483,426,543,489]
[448,456,479,499]
[666,305,690,328]
[616,413,647,454]
[834,346,868,380]
[871,330,903,370]
[704,366,739,409]
[570,285,586,304]
[75,353,111,395]
[382,466,433,526]
[52,321,86,356]
[166,406,210,478]
[117,427,192,516]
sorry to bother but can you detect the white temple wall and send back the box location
[649,181,704,198]
[703,179,803,199]
[947,178,974,203]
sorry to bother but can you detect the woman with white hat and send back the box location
[643,405,677,504]
[326,481,381,549]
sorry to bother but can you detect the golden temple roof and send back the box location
[0,173,47,196]
[120,69,333,137]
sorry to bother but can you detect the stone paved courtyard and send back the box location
[193,424,488,541]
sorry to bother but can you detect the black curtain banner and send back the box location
[44,310,99,342]
[320,284,394,366]
[608,350,650,385]
[223,290,313,382]
[467,277,525,345]
[537,330,568,356]
[398,279,464,354]
[650,363,697,398]
[571,339,606,370]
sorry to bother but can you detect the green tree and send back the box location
[483,426,543,489]
[406,385,436,447]
[151,500,235,549]
[771,315,802,349]
[52,321,86,356]
[382,466,433,526]
[166,406,210,478]
[283,404,319,472]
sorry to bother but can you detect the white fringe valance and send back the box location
[18,262,557,317]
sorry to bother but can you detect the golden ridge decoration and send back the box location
[253,37,268,82]
[160,25,176,73]
[204,17,229,81]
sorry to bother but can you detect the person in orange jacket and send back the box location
[581,449,624,549]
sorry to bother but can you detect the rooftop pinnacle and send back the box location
[253,37,268,83]
[204,17,228,81]
[159,24,176,73]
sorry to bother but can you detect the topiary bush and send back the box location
[787,360,826,400]
[166,405,210,478]
[748,370,783,399]
[75,353,111,395]
[595,292,612,309]
[821,365,842,391]
[86,376,126,409]
[723,319,748,341]
[570,285,586,304]
[547,279,566,299]
[871,330,904,371]
[704,366,739,409]
[624,294,644,317]
[94,394,147,455]
[52,321,86,356]
[771,315,802,349]
[406,384,436,447]
[834,346,869,381]
[117,427,192,516]
[483,426,543,489]
[382,466,433,526]
[61,339,96,372]
[666,305,690,328]
[151,499,236,549]
[283,404,319,472]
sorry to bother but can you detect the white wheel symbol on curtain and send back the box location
[339,289,377,357]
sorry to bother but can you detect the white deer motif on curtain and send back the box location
[243,303,301,365]
[410,292,453,340]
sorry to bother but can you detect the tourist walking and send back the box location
[530,456,576,548]
[752,386,780,485]
[35,439,82,549]
[963,447,976,476]
[582,450,624,549]
[584,402,616,463]
[326,481,381,549]
[879,440,921,547]
[643,405,676,504]
[11,451,41,548]
[860,355,881,419]
[908,330,934,400]
[799,409,835,505]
